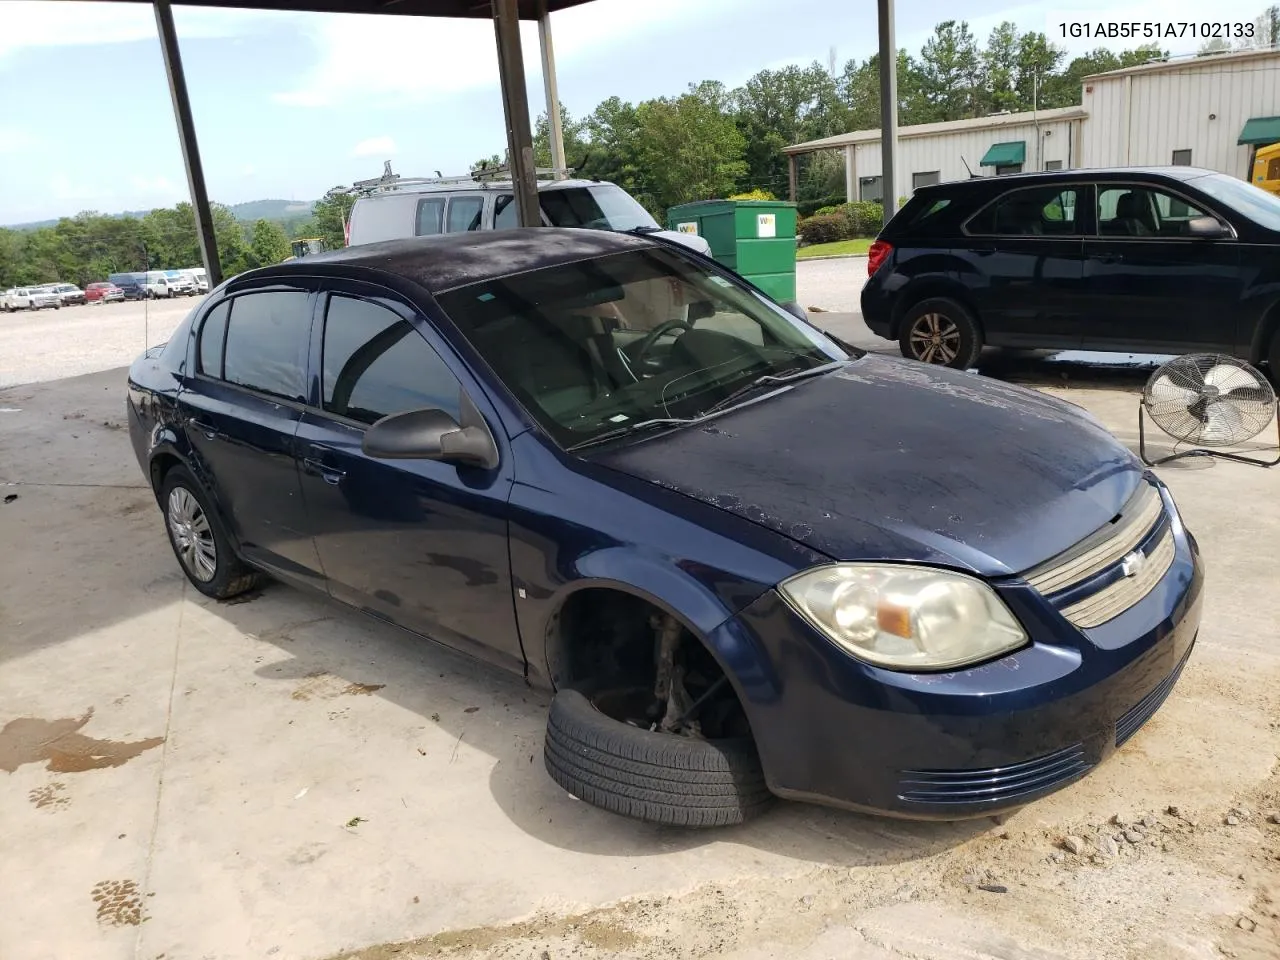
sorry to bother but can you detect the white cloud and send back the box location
[129,175,178,195]
[0,1,289,59]
[352,136,397,157]
[273,0,737,108]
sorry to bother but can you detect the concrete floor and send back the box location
[1,299,1278,960]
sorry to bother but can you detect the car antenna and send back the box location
[961,156,979,179]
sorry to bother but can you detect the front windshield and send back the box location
[438,248,848,449]
[1193,173,1280,232]
[540,185,660,232]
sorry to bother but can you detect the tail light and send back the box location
[867,240,893,277]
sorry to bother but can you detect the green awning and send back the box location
[980,141,1026,166]
[1239,116,1280,146]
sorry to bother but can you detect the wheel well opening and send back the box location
[893,286,980,339]
[149,453,181,502]
[547,588,752,740]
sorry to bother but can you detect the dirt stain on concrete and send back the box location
[291,672,385,702]
[0,709,164,774]
[329,904,644,959]
[91,879,146,927]
[28,781,69,810]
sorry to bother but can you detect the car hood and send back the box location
[591,355,1144,577]
[653,229,712,256]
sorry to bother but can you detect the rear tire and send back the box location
[899,297,982,369]
[159,466,261,600]
[544,687,774,827]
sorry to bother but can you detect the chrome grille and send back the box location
[1023,482,1163,596]
[1059,527,1175,628]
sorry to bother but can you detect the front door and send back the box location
[959,183,1087,348]
[178,287,325,586]
[294,289,524,674]
[1081,183,1242,352]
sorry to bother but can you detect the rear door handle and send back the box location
[1092,253,1124,264]
[189,419,221,440]
[303,458,346,485]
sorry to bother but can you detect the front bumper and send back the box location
[711,512,1204,819]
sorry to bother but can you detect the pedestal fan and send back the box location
[1138,354,1279,467]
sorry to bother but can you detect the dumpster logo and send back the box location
[756,214,776,238]
[676,222,699,235]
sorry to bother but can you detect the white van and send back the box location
[347,173,713,257]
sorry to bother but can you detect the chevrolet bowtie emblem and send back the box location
[1120,550,1147,578]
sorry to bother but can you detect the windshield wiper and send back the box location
[566,417,694,452]
[699,362,844,418]
[621,225,662,234]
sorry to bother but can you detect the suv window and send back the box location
[968,186,1080,236]
[446,196,484,233]
[320,295,460,426]
[221,291,311,400]
[1097,185,1209,238]
[415,197,445,236]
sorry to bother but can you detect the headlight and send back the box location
[779,564,1027,672]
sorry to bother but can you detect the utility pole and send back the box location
[876,0,899,225]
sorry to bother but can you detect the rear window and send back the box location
[884,192,956,238]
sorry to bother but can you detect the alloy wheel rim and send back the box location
[909,313,962,364]
[167,487,217,582]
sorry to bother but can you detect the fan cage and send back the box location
[1142,354,1276,447]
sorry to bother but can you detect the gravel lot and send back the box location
[0,297,198,388]
[0,259,867,390]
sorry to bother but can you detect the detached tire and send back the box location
[898,297,982,369]
[544,688,774,827]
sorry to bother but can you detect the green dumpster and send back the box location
[666,200,798,305]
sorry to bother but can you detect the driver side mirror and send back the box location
[1187,216,1230,239]
[781,300,808,322]
[362,392,499,469]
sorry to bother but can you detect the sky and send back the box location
[0,0,1268,224]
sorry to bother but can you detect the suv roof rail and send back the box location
[334,160,576,197]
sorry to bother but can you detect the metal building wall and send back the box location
[847,117,1082,201]
[1082,51,1280,177]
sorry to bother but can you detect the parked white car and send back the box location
[51,283,86,305]
[4,286,60,311]
[142,272,177,298]
[163,271,196,295]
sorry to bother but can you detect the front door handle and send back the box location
[1092,252,1124,264]
[303,458,346,485]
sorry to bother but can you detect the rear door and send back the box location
[178,286,325,587]
[1080,183,1242,352]
[960,183,1087,348]
[294,285,523,673]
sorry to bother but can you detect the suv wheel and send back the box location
[160,466,261,600]
[899,298,982,369]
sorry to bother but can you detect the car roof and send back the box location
[229,228,659,295]
[922,166,1222,193]
[357,178,605,199]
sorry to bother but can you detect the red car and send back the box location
[85,282,125,303]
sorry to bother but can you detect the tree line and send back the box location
[0,193,353,290]
[7,8,1276,289]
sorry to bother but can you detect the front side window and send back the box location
[968,186,1080,236]
[415,198,445,236]
[221,291,311,400]
[446,196,485,233]
[1097,186,1210,237]
[437,248,847,449]
[539,185,659,232]
[321,296,460,426]
[493,194,519,230]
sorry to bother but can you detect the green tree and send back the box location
[838,51,930,129]
[310,193,355,252]
[632,83,747,212]
[982,22,1023,114]
[918,21,983,120]
[250,219,291,267]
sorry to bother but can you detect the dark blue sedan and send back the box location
[127,229,1203,827]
